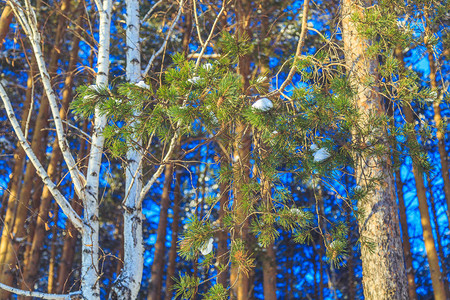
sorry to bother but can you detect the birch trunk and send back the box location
[109,0,143,298]
[341,1,408,299]
[81,0,112,298]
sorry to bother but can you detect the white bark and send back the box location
[109,0,143,298]
[0,83,83,232]
[82,0,112,299]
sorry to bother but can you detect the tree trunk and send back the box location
[164,170,182,300]
[394,163,418,300]
[55,121,88,294]
[0,2,71,296]
[109,0,143,298]
[396,47,447,300]
[82,0,112,296]
[0,5,13,43]
[216,178,229,288]
[230,1,253,298]
[341,1,408,299]
[47,203,60,294]
[20,13,80,293]
[0,64,33,276]
[428,47,450,229]
[427,175,450,299]
[147,163,174,300]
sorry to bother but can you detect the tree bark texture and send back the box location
[19,15,80,294]
[164,170,182,300]
[341,1,408,299]
[147,163,174,300]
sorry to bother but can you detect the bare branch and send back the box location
[192,0,205,47]
[138,133,179,207]
[0,282,81,299]
[194,0,226,69]
[269,0,310,98]
[142,0,163,23]
[142,0,184,78]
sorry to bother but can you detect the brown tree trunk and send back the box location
[396,47,447,300]
[388,49,419,299]
[47,203,60,293]
[394,162,418,300]
[0,65,34,274]
[341,1,408,299]
[216,178,229,288]
[164,170,182,300]
[0,2,71,296]
[20,22,80,292]
[427,175,450,299]
[345,205,356,300]
[230,1,253,299]
[428,47,450,228]
[147,163,174,300]
[262,242,276,299]
[260,158,276,299]
[0,5,13,43]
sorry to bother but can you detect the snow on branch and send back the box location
[0,83,83,232]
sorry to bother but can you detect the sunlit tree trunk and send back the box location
[230,1,253,298]
[147,163,174,300]
[394,160,418,300]
[0,0,71,292]
[427,175,450,299]
[395,47,446,300]
[427,46,450,227]
[341,1,408,299]
[20,14,80,293]
[0,64,33,277]
[47,202,60,293]
[0,5,12,43]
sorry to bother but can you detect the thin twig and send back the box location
[194,0,226,69]
[142,0,184,77]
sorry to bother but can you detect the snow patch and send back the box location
[200,238,214,255]
[188,76,201,84]
[313,148,330,162]
[252,98,273,112]
[135,81,150,89]
[203,63,213,71]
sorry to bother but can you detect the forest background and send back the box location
[0,0,449,299]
